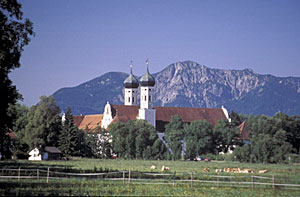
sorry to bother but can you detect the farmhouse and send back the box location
[72,61,230,132]
[28,146,61,161]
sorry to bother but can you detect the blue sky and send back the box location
[10,0,300,106]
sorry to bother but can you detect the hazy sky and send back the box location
[10,0,300,106]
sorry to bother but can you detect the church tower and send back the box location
[124,62,139,106]
[138,59,156,128]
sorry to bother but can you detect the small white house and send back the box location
[28,148,42,160]
[28,146,61,160]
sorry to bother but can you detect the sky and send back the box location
[10,0,300,106]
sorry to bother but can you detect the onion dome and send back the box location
[140,59,155,86]
[140,66,155,87]
[124,67,139,88]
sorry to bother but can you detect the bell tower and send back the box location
[138,59,156,128]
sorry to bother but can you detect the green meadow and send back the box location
[1,159,300,196]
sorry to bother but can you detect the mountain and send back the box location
[53,61,300,116]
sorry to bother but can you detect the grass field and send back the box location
[1,159,300,196]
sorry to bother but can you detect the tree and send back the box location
[109,120,167,159]
[25,96,62,149]
[184,120,214,160]
[58,106,81,157]
[164,115,184,160]
[7,103,29,158]
[0,0,34,159]
[213,119,240,154]
[230,111,243,127]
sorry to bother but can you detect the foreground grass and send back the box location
[1,159,300,196]
[1,178,300,196]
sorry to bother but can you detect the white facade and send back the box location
[101,102,113,129]
[138,108,156,128]
[221,105,231,122]
[28,148,42,161]
[124,88,138,106]
[140,86,154,109]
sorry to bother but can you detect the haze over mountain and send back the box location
[53,61,300,116]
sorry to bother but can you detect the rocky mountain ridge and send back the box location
[53,61,300,116]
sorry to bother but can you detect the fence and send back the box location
[1,168,300,191]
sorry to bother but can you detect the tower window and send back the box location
[128,97,130,102]
[145,95,147,101]
[132,97,134,103]
[149,96,151,101]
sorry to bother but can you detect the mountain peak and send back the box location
[53,61,300,116]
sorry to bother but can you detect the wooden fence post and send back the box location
[47,167,50,183]
[217,172,220,188]
[272,174,275,189]
[123,171,125,186]
[191,172,193,188]
[18,167,20,182]
[128,170,131,186]
[252,176,254,190]
[173,171,176,187]
[37,169,39,180]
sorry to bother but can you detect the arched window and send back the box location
[145,95,147,101]
[128,97,130,102]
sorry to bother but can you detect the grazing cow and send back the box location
[161,166,170,172]
[215,169,223,173]
[150,165,156,170]
[203,168,210,172]
[259,170,268,174]
[224,168,230,173]
[240,169,253,173]
[230,168,240,173]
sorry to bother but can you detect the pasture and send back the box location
[1,159,300,196]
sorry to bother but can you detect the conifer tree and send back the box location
[58,106,80,157]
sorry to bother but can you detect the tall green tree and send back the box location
[165,115,184,160]
[184,120,214,160]
[0,0,34,159]
[58,106,81,157]
[7,103,29,158]
[25,96,62,149]
[213,119,240,154]
[109,120,167,159]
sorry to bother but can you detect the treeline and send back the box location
[5,96,108,159]
[5,95,300,164]
[233,113,300,163]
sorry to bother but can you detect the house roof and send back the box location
[238,121,250,140]
[44,146,61,154]
[73,114,103,133]
[110,105,227,132]
[73,115,85,127]
[73,105,228,133]
[6,131,17,139]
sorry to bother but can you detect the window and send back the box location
[149,96,151,101]
[145,95,147,101]
[132,97,134,103]
[128,97,130,102]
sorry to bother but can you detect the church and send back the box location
[73,61,231,133]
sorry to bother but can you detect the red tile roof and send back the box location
[73,114,103,133]
[73,105,228,133]
[110,105,227,132]
[238,121,249,140]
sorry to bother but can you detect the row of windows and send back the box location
[126,96,152,102]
